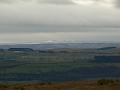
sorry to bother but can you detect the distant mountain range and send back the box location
[0,43,119,50]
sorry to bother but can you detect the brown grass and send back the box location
[0,80,120,90]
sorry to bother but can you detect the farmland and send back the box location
[0,47,120,84]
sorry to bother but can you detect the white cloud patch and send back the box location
[72,0,113,7]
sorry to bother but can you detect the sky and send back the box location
[0,0,120,43]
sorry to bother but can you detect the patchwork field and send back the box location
[0,48,120,83]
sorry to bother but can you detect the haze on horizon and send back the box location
[0,0,120,43]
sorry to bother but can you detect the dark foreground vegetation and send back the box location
[0,79,120,90]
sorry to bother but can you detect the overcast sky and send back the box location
[0,0,120,43]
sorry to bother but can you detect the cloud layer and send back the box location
[0,0,119,8]
[0,0,73,4]
[39,0,73,5]
[0,0,120,27]
[0,0,120,43]
[114,0,120,7]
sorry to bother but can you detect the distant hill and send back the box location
[97,47,117,50]
[0,43,119,50]
[8,48,33,52]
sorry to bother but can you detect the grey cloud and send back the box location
[0,0,115,5]
[95,0,120,8]
[0,0,73,4]
[0,0,110,4]
[0,0,13,3]
[39,0,120,8]
[0,0,31,3]
[0,0,112,4]
[0,0,116,7]
[114,0,120,8]
[38,0,73,5]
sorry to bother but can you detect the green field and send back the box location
[0,48,120,83]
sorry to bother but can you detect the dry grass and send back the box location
[0,80,120,90]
